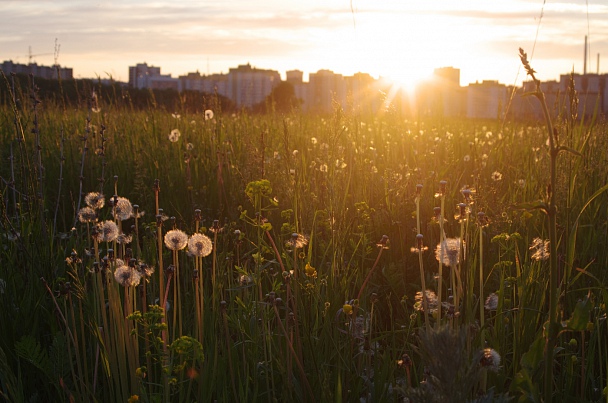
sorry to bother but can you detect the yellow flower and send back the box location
[343,304,353,316]
[305,263,317,278]
[128,395,139,403]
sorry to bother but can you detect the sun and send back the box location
[384,68,434,94]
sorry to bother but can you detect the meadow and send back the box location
[0,67,607,402]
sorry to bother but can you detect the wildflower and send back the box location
[78,207,97,223]
[304,263,317,278]
[371,166,378,174]
[529,237,550,261]
[186,143,194,151]
[94,220,119,243]
[414,290,438,313]
[168,129,181,142]
[91,106,101,114]
[342,304,353,316]
[320,164,328,172]
[410,234,429,253]
[292,149,299,157]
[204,109,214,120]
[463,154,471,162]
[485,293,499,311]
[171,113,181,119]
[311,137,318,145]
[187,233,213,257]
[518,179,526,188]
[85,192,105,209]
[480,348,501,372]
[164,229,188,251]
[110,196,133,221]
[434,238,461,268]
[491,171,503,181]
[114,261,142,287]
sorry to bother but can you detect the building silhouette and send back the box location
[0,60,73,80]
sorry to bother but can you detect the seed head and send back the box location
[529,237,550,261]
[85,192,105,209]
[164,229,188,251]
[78,206,97,223]
[484,293,499,311]
[110,196,133,221]
[94,220,119,243]
[168,129,181,142]
[187,233,213,257]
[434,238,462,268]
[480,348,501,372]
[114,261,142,287]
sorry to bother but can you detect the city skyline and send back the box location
[2,1,608,89]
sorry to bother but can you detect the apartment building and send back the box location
[0,60,73,80]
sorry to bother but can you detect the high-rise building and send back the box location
[128,63,178,90]
[466,80,508,119]
[227,63,280,108]
[308,69,346,112]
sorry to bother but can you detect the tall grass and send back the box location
[0,70,607,402]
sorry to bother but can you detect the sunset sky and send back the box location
[2,0,607,89]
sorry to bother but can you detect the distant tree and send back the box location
[253,81,301,113]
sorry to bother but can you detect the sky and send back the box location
[2,0,608,89]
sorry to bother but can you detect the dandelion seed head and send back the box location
[138,262,155,277]
[204,109,214,120]
[480,348,501,372]
[168,129,181,142]
[492,171,503,181]
[529,237,550,261]
[434,238,461,268]
[114,263,142,287]
[78,207,97,223]
[187,233,213,257]
[288,233,309,249]
[485,293,499,311]
[239,274,253,286]
[414,290,438,313]
[85,192,105,209]
[111,196,133,221]
[117,233,133,244]
[164,229,188,251]
[94,220,119,243]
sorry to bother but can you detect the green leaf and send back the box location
[557,146,583,157]
[520,334,544,372]
[15,335,51,376]
[565,296,592,331]
[510,200,548,212]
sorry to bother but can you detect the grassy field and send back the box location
[0,72,607,402]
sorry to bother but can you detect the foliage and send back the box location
[0,71,607,402]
